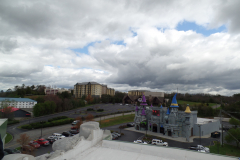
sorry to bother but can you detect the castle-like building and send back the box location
[134,93,197,141]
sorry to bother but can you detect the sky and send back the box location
[0,0,240,96]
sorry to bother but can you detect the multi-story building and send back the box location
[128,90,164,97]
[0,98,37,109]
[44,87,71,95]
[74,82,115,98]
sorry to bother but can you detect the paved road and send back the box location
[6,103,135,143]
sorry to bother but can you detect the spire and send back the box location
[185,104,191,113]
[135,106,139,111]
[160,105,163,109]
[151,104,153,107]
[166,108,170,115]
[141,108,146,115]
[170,93,179,108]
[140,94,148,106]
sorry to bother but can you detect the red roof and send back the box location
[0,107,19,112]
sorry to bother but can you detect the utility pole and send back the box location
[220,109,223,146]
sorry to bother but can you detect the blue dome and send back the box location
[170,93,179,108]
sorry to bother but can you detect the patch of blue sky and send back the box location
[70,41,100,55]
[111,40,126,46]
[129,27,137,37]
[176,21,226,36]
[45,65,53,67]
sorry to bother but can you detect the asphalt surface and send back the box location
[7,103,135,141]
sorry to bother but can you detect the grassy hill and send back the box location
[177,100,217,107]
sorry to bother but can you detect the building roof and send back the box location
[0,107,19,112]
[128,90,150,92]
[75,82,101,85]
[0,97,37,102]
[196,118,218,124]
[170,93,179,108]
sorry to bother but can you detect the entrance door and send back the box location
[152,124,157,132]
[168,131,172,136]
[160,127,164,133]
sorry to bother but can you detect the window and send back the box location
[152,110,160,116]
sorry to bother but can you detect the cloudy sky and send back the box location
[0,0,240,96]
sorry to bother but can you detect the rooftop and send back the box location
[196,118,218,124]
[0,98,37,102]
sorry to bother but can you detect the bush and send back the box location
[97,109,104,112]
[7,119,20,125]
[48,116,68,122]
[87,108,94,111]
[21,118,74,130]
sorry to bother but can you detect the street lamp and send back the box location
[198,124,201,145]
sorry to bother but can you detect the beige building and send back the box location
[128,90,150,96]
[74,82,115,98]
[128,90,164,97]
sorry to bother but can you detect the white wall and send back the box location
[102,140,236,160]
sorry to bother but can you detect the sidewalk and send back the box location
[125,127,211,143]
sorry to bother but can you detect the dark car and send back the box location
[127,123,135,127]
[4,148,21,154]
[22,145,35,152]
[69,130,79,135]
[62,131,73,137]
[46,137,58,144]
[3,151,9,156]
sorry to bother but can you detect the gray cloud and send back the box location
[0,0,240,96]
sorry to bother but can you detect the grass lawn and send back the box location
[210,142,240,157]
[178,100,217,107]
[98,114,135,128]
[5,133,13,144]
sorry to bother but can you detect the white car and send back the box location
[120,104,122,105]
[134,140,148,144]
[52,133,65,139]
[151,139,168,146]
[112,132,121,137]
[125,104,129,105]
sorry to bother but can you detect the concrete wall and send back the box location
[102,140,236,160]
[193,120,221,136]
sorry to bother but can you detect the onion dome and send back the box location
[170,93,179,108]
[140,94,148,106]
[150,104,153,107]
[185,104,191,113]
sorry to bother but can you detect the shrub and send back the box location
[7,119,20,125]
[87,108,94,111]
[121,133,124,135]
[97,109,104,112]
[48,116,68,122]
[21,118,74,130]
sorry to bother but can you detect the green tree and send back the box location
[225,128,240,148]
[229,118,240,127]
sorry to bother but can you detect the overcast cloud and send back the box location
[0,0,240,96]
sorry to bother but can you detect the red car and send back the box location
[29,141,40,148]
[71,126,79,130]
[34,138,49,146]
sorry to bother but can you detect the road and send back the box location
[6,103,135,143]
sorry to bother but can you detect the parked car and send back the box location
[151,139,168,146]
[127,123,135,127]
[120,104,122,105]
[71,126,79,130]
[29,141,40,149]
[52,133,65,139]
[133,140,148,144]
[72,120,80,125]
[34,138,50,146]
[4,148,21,154]
[47,136,59,144]
[21,145,35,152]
[3,151,9,156]
[112,132,121,137]
[125,104,129,105]
[111,134,118,140]
[189,145,209,153]
[62,131,73,137]
[69,130,79,135]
